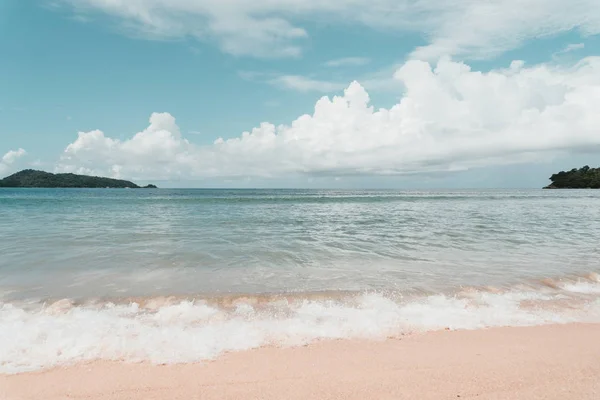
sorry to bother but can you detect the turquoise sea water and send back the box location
[2,188,599,299]
[1,188,600,372]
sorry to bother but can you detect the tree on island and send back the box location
[545,165,600,189]
[0,169,158,189]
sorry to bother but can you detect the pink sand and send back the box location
[3,323,600,400]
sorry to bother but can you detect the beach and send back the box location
[2,189,600,397]
[5,1,600,397]
[3,323,599,400]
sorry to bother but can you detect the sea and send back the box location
[1,188,599,373]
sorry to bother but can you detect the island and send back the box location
[544,165,600,189]
[0,169,158,189]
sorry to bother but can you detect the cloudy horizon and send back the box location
[1,0,600,188]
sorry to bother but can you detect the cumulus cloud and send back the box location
[58,0,600,60]
[0,148,27,176]
[56,57,600,180]
[2,148,27,165]
[56,112,193,179]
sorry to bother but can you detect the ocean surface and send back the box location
[1,188,600,373]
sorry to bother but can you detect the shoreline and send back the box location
[6,268,599,303]
[3,323,600,400]
[3,279,600,375]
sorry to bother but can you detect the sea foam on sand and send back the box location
[4,324,600,400]
[1,279,600,374]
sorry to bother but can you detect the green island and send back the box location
[544,166,600,189]
[0,169,157,189]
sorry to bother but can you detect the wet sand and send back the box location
[3,323,600,400]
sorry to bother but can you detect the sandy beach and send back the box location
[3,323,599,400]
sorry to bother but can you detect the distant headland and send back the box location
[0,169,157,189]
[544,166,600,189]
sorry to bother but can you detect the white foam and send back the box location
[561,280,600,294]
[1,290,600,374]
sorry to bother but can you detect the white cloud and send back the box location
[59,0,600,60]
[57,57,600,180]
[238,69,344,93]
[2,148,27,165]
[324,57,371,67]
[553,43,586,59]
[0,148,27,176]
[563,43,585,53]
[56,112,193,179]
[269,75,346,93]
[243,63,403,94]
[409,1,600,60]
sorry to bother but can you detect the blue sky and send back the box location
[1,0,600,187]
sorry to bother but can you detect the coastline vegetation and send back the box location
[544,166,600,189]
[0,169,157,188]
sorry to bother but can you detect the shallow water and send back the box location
[1,188,599,372]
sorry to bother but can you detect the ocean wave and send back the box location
[2,278,600,374]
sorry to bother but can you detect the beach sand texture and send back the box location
[3,323,599,400]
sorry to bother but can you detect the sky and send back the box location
[1,0,600,188]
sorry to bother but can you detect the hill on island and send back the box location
[0,169,157,189]
[545,166,600,189]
